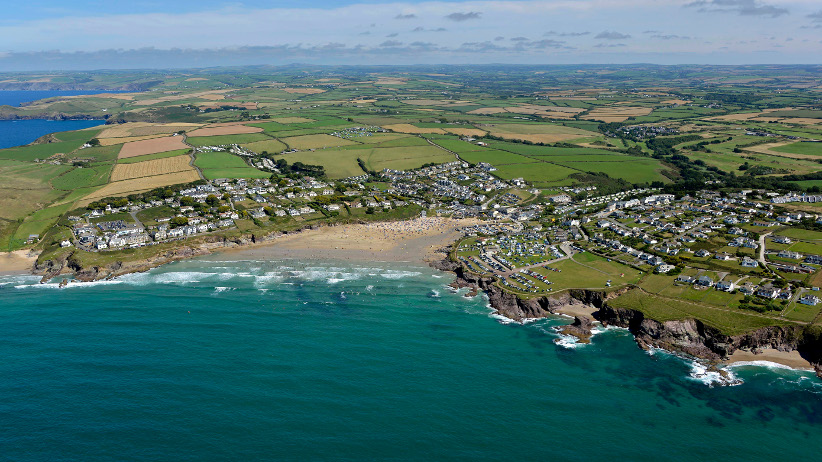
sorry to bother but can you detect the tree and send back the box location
[87,138,100,147]
[180,196,196,207]
[206,195,220,207]
[170,216,188,227]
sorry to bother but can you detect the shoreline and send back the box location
[0,250,39,277]
[724,348,814,371]
[213,217,479,266]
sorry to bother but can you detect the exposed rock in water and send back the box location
[558,316,594,344]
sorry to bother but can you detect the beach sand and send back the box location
[0,250,38,276]
[725,348,813,370]
[556,304,598,319]
[217,217,480,265]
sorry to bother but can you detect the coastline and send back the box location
[0,250,39,276]
[724,348,814,371]
[442,263,822,380]
[18,213,822,379]
[213,217,479,266]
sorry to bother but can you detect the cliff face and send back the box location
[437,261,822,377]
[446,264,626,322]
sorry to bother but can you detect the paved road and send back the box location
[129,210,145,230]
[182,134,206,181]
[758,231,772,266]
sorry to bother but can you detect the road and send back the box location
[757,231,772,267]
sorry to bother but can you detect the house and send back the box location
[656,264,675,274]
[695,249,711,258]
[756,287,780,299]
[739,283,756,295]
[799,295,820,306]
[778,250,803,260]
[715,253,732,261]
[60,240,72,248]
[696,275,714,287]
[741,257,758,268]
[716,280,735,292]
[771,235,792,244]
[676,275,695,284]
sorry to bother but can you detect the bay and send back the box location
[0,91,109,149]
[0,258,819,461]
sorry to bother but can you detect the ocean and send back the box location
[0,257,819,461]
[0,90,108,149]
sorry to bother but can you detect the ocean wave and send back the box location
[727,360,814,373]
[213,286,234,294]
[120,271,215,285]
[554,333,583,349]
[380,270,421,280]
[429,289,440,298]
[15,279,124,290]
[687,361,742,387]
[489,313,516,325]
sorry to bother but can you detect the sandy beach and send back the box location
[725,348,814,370]
[0,250,38,276]
[556,304,598,319]
[217,217,480,265]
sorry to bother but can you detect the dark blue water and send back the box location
[0,91,107,149]
[0,258,820,461]
[0,119,106,149]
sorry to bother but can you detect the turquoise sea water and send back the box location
[0,258,820,461]
[0,91,108,149]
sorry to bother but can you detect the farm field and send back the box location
[241,139,288,154]
[110,155,195,181]
[194,152,270,179]
[118,136,189,158]
[117,149,191,164]
[186,133,270,147]
[81,171,202,204]
[186,124,263,137]
[772,142,822,156]
[484,123,597,144]
[280,134,359,150]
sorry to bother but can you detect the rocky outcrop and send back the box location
[440,263,625,322]
[596,301,822,377]
[436,258,822,377]
[558,316,595,343]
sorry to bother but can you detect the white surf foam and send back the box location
[727,361,813,372]
[687,361,742,387]
[554,333,582,349]
[380,270,421,280]
[16,279,124,289]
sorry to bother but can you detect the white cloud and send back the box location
[0,0,816,67]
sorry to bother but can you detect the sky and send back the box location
[1,0,821,70]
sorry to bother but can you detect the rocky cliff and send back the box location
[435,260,822,378]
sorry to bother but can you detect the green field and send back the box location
[187,133,272,147]
[51,165,112,190]
[241,139,288,154]
[194,152,270,179]
[772,142,822,156]
[608,289,790,336]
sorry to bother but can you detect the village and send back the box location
[59,149,822,319]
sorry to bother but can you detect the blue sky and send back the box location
[1,1,821,70]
